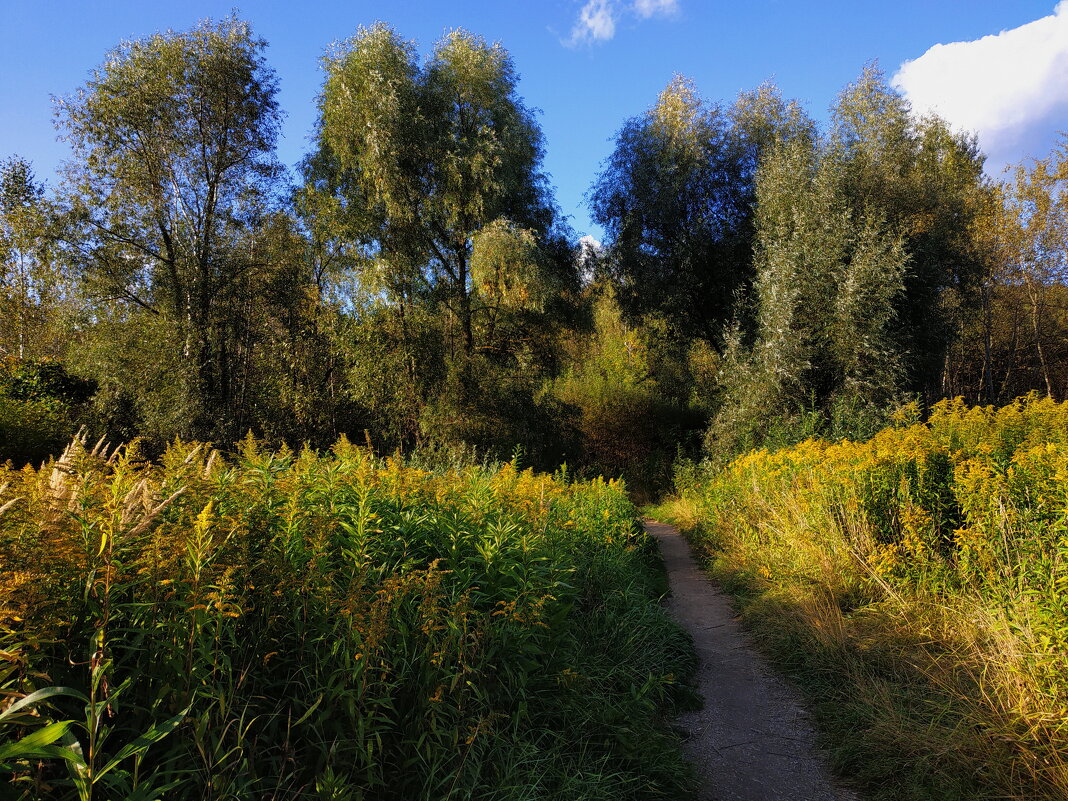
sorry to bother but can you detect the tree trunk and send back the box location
[457,251,474,355]
[1028,281,1054,397]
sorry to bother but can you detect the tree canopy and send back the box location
[589,76,813,343]
[314,24,563,355]
[55,16,285,439]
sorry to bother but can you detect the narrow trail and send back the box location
[645,519,858,801]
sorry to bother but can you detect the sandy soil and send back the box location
[645,519,859,801]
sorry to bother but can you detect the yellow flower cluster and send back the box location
[696,394,1068,587]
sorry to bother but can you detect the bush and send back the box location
[0,359,95,465]
[547,291,702,500]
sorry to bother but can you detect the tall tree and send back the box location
[829,65,989,400]
[707,137,907,457]
[314,24,560,357]
[999,136,1068,397]
[0,157,64,360]
[55,16,284,439]
[705,66,992,458]
[589,77,813,343]
[308,24,580,460]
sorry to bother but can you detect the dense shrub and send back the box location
[548,292,702,500]
[0,359,95,465]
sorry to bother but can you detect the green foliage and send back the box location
[55,16,287,442]
[587,67,991,466]
[339,302,433,451]
[421,354,573,468]
[590,76,814,342]
[707,135,906,458]
[0,360,95,465]
[548,291,701,498]
[0,156,67,361]
[957,133,1068,401]
[314,23,562,354]
[0,396,71,467]
[706,66,989,460]
[471,219,558,313]
[9,21,1016,492]
[303,24,585,465]
[0,360,95,406]
[0,437,695,800]
[63,311,195,447]
[829,65,989,398]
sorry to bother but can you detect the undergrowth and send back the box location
[0,435,696,800]
[657,394,1068,801]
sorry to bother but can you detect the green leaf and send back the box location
[0,720,80,761]
[95,707,188,780]
[293,694,323,727]
[0,685,89,724]
[0,742,87,768]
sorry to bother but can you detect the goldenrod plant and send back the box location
[0,435,694,800]
[659,394,1068,799]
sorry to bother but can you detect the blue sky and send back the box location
[2,1,1065,238]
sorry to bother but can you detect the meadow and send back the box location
[0,436,695,800]
[659,394,1068,800]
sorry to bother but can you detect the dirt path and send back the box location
[645,519,858,801]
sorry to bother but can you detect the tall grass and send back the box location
[659,395,1068,800]
[0,435,695,800]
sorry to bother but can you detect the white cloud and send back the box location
[633,0,678,19]
[578,234,603,253]
[569,0,617,46]
[565,0,679,47]
[576,235,603,283]
[892,2,1068,172]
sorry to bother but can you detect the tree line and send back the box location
[2,16,1066,493]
